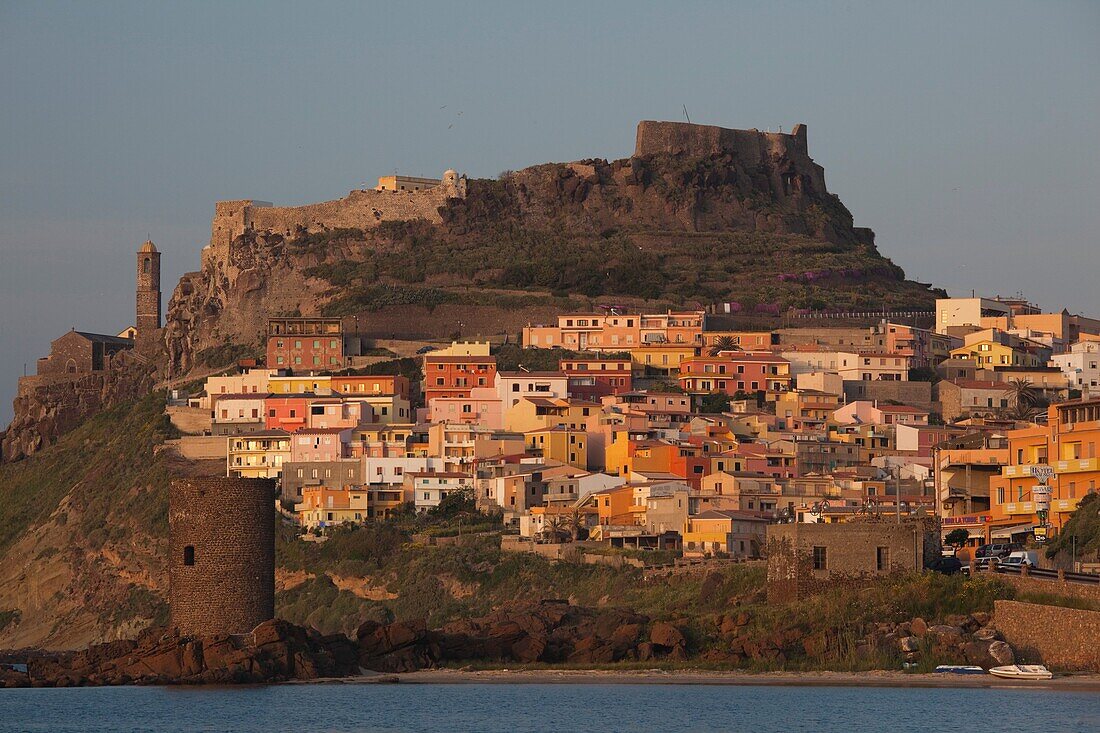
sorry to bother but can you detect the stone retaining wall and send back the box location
[994,600,1100,671]
[995,571,1100,605]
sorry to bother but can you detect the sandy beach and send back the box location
[328,668,1100,691]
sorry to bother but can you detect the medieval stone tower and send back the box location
[168,477,276,636]
[136,240,161,341]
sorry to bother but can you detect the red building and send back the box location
[265,395,313,432]
[422,355,497,406]
[266,317,345,371]
[678,354,792,395]
[560,357,633,400]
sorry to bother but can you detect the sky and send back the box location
[1,0,1098,424]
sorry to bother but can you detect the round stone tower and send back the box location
[168,477,276,636]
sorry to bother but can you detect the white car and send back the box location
[997,550,1040,571]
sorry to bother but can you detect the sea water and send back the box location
[0,682,1097,733]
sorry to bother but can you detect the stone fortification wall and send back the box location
[994,600,1100,671]
[634,120,825,195]
[208,171,467,250]
[168,477,276,636]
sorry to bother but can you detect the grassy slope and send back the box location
[275,524,1085,671]
[0,393,182,649]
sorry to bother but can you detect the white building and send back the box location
[407,472,475,511]
[1050,341,1100,396]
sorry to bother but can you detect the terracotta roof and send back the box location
[948,379,1005,390]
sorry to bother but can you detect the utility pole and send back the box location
[896,465,902,524]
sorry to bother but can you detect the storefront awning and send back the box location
[990,523,1035,539]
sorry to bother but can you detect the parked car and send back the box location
[997,550,1040,572]
[928,556,963,575]
[416,345,437,354]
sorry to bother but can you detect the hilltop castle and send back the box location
[204,169,468,259]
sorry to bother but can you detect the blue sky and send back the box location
[2,1,1098,423]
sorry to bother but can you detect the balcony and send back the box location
[1054,457,1099,474]
[1001,464,1048,478]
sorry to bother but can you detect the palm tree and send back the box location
[1004,379,1046,420]
[567,509,589,541]
[543,515,568,543]
[709,336,738,356]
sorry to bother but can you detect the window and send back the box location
[812,546,827,570]
[876,546,890,571]
[183,546,195,566]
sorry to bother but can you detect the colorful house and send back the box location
[525,426,588,469]
[559,358,633,400]
[678,353,791,394]
[988,397,1100,540]
[227,430,291,479]
[296,486,369,530]
[422,353,497,406]
[331,374,410,399]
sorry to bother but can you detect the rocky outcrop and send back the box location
[357,599,686,672]
[161,120,942,379]
[5,619,359,687]
[1,356,156,462]
[2,602,690,686]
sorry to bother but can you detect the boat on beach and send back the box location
[934,665,986,675]
[988,665,1053,680]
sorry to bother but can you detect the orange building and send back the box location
[422,354,497,406]
[331,374,410,399]
[699,331,777,351]
[588,485,637,526]
[989,397,1100,541]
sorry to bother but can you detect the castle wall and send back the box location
[634,120,825,197]
[208,172,467,249]
[168,477,276,636]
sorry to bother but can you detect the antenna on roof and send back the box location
[682,104,691,124]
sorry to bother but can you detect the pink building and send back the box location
[832,400,930,427]
[306,397,367,430]
[290,428,353,463]
[427,387,504,429]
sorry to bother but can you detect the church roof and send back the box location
[139,240,158,253]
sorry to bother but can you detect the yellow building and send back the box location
[375,174,440,192]
[682,509,768,558]
[950,330,1045,368]
[504,397,598,434]
[526,426,588,469]
[774,390,842,431]
[629,344,697,376]
[296,486,368,530]
[227,430,291,479]
[268,375,333,395]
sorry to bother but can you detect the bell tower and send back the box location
[136,240,162,338]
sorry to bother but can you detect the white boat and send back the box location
[934,665,986,675]
[988,664,1053,680]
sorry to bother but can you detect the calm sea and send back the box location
[0,683,1097,733]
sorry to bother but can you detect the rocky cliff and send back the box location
[163,120,942,378]
[1,355,157,462]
